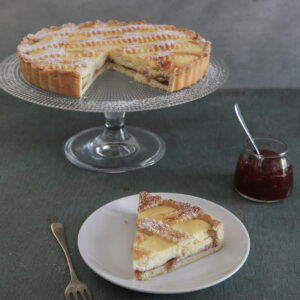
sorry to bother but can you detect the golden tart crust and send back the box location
[133,192,224,281]
[17,20,211,98]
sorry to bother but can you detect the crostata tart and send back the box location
[133,192,224,280]
[17,20,211,98]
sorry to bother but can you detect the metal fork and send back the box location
[51,223,93,300]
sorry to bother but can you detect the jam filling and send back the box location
[95,66,104,74]
[82,81,88,91]
[166,257,177,271]
[109,59,169,86]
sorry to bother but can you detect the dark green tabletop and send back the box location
[0,89,299,299]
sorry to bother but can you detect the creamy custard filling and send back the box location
[134,241,217,278]
[133,218,213,272]
[81,63,106,92]
[80,53,107,93]
[133,236,213,271]
[108,59,170,86]
[81,58,169,94]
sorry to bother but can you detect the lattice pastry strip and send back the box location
[138,192,221,227]
[136,218,193,243]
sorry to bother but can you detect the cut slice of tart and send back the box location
[133,192,224,280]
[17,20,211,97]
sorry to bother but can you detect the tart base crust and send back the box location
[18,55,82,97]
[18,51,210,98]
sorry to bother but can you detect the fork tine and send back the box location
[72,292,79,300]
[65,292,71,300]
[85,288,93,300]
[80,290,87,300]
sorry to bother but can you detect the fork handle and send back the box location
[51,223,79,281]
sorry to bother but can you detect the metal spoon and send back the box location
[234,103,261,155]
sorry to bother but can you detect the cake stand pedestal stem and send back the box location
[92,112,138,158]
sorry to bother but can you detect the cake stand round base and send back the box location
[64,126,166,173]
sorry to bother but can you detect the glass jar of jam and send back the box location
[234,137,293,203]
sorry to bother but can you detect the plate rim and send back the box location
[77,192,250,294]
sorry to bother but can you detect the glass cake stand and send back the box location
[0,54,228,173]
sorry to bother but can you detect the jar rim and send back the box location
[243,137,288,158]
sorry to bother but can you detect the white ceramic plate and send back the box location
[78,193,250,294]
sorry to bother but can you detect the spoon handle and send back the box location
[234,104,261,155]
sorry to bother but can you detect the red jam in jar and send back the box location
[234,138,293,202]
